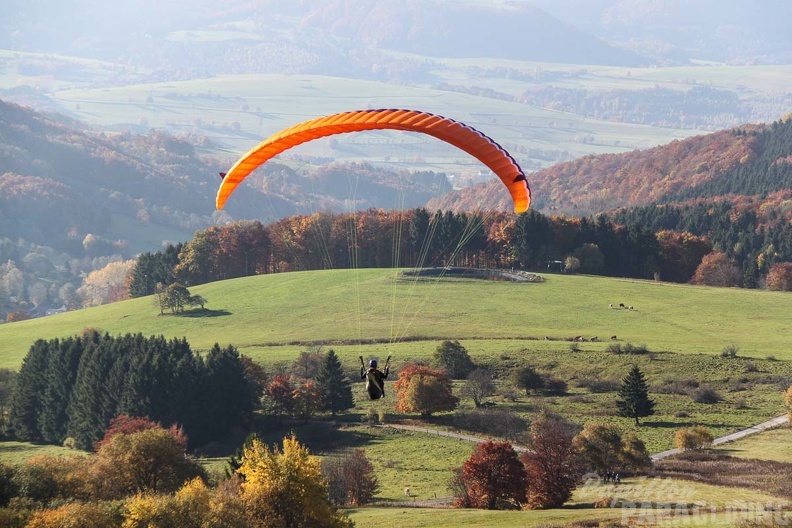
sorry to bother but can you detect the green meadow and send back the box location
[1,270,789,453]
[2,269,792,369]
[2,270,791,527]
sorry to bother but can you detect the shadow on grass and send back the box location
[251,419,379,454]
[172,309,232,318]
[0,444,40,454]
[641,420,728,429]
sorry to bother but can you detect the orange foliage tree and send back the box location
[77,259,135,307]
[455,441,527,510]
[690,251,741,287]
[393,364,458,418]
[766,262,792,291]
[521,414,582,509]
[656,230,712,283]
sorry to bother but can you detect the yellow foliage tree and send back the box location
[123,478,250,528]
[238,435,352,528]
[674,426,713,451]
[26,502,121,528]
[93,427,203,497]
[77,259,135,307]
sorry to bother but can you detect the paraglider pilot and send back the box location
[360,356,390,399]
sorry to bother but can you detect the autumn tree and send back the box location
[76,259,135,307]
[122,477,251,528]
[394,364,459,418]
[292,348,325,379]
[766,262,792,291]
[174,221,270,285]
[616,365,655,425]
[521,413,582,509]
[238,435,352,528]
[12,454,90,503]
[265,374,295,418]
[572,422,651,475]
[431,340,475,379]
[455,441,528,510]
[24,502,122,528]
[292,380,324,421]
[322,449,379,506]
[91,426,204,497]
[656,230,712,283]
[461,368,496,408]
[93,414,185,452]
[674,426,713,451]
[239,355,269,404]
[691,250,742,287]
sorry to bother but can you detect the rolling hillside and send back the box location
[2,269,792,369]
[0,100,452,254]
[430,117,792,215]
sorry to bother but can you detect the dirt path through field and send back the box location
[650,413,788,461]
[382,412,789,461]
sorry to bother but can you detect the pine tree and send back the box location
[38,337,83,444]
[66,335,120,450]
[200,343,256,444]
[616,365,655,425]
[9,339,52,441]
[315,350,354,416]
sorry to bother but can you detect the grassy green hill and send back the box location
[2,269,792,370]
[2,269,791,526]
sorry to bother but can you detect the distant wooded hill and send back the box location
[0,99,450,257]
[430,116,792,216]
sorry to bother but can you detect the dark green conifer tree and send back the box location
[9,339,52,441]
[38,337,83,444]
[66,335,120,449]
[199,343,256,445]
[315,349,354,416]
[616,365,655,425]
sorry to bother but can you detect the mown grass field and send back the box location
[714,425,792,463]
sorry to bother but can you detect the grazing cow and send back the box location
[619,303,625,309]
[628,306,634,310]
[609,303,613,309]
[545,336,550,340]
[404,487,411,497]
[611,335,617,340]
[574,336,583,342]
[591,336,599,342]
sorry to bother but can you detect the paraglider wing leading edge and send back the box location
[215,109,531,213]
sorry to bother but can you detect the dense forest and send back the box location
[126,198,792,300]
[433,116,792,215]
[9,331,256,449]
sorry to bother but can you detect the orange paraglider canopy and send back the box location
[216,109,531,213]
